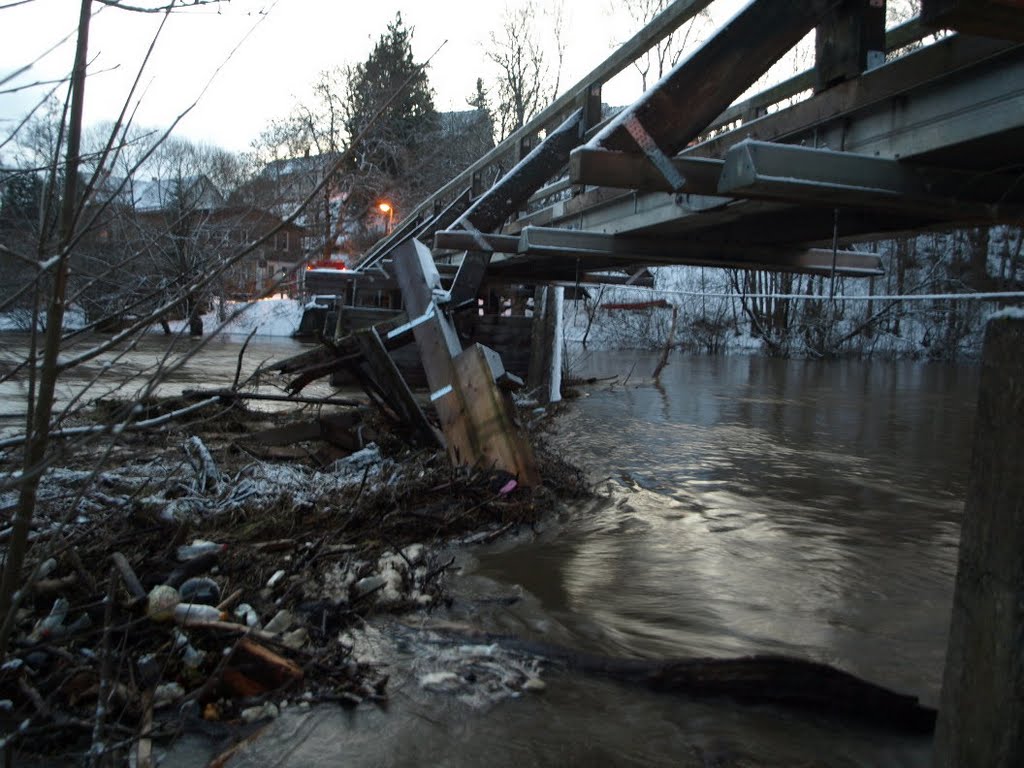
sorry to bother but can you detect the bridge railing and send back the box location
[359,4,939,271]
[358,0,714,269]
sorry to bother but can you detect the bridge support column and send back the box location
[527,285,563,404]
[935,314,1024,767]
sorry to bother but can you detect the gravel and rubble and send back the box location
[0,395,589,764]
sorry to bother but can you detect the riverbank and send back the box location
[0,387,588,765]
[0,297,306,338]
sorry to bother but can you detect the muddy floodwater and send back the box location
[225,351,974,768]
[2,334,978,766]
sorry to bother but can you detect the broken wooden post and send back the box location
[354,326,440,447]
[392,239,539,486]
[934,314,1024,767]
[527,285,563,404]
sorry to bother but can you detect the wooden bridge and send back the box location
[281,0,1024,484]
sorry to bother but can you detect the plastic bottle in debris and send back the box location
[175,540,225,562]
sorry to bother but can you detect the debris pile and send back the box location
[0,396,588,763]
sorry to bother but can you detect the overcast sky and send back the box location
[1,0,745,156]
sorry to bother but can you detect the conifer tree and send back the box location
[344,12,438,214]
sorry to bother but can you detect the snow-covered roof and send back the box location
[131,176,225,212]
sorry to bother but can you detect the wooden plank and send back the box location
[589,0,841,159]
[354,326,441,448]
[527,286,566,402]
[446,344,540,486]
[392,239,539,485]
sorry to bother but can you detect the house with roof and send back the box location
[83,172,307,314]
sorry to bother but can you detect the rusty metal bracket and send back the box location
[622,114,686,192]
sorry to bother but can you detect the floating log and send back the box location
[424,625,936,733]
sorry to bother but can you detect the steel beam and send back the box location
[716,140,1024,220]
[691,34,1022,162]
[440,225,882,279]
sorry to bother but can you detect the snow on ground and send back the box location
[0,297,304,337]
[166,296,305,337]
[0,305,87,332]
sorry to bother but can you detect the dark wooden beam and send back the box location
[454,109,585,234]
[570,150,724,193]
[434,232,521,254]
[922,0,1024,42]
[589,0,842,162]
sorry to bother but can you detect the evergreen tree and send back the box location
[0,171,44,233]
[344,12,438,215]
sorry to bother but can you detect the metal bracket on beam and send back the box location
[622,114,687,191]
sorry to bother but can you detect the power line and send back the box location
[579,284,1024,304]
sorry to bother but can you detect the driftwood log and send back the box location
[429,626,936,733]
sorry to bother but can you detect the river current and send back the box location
[220,347,974,767]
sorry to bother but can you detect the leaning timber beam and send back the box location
[410,187,472,245]
[586,0,842,185]
[447,109,586,307]
[454,109,584,234]
[392,239,540,485]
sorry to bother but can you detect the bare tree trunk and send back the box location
[0,0,92,658]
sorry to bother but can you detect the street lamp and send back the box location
[377,201,394,234]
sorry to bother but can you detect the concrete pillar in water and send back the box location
[934,314,1024,767]
[527,285,563,404]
